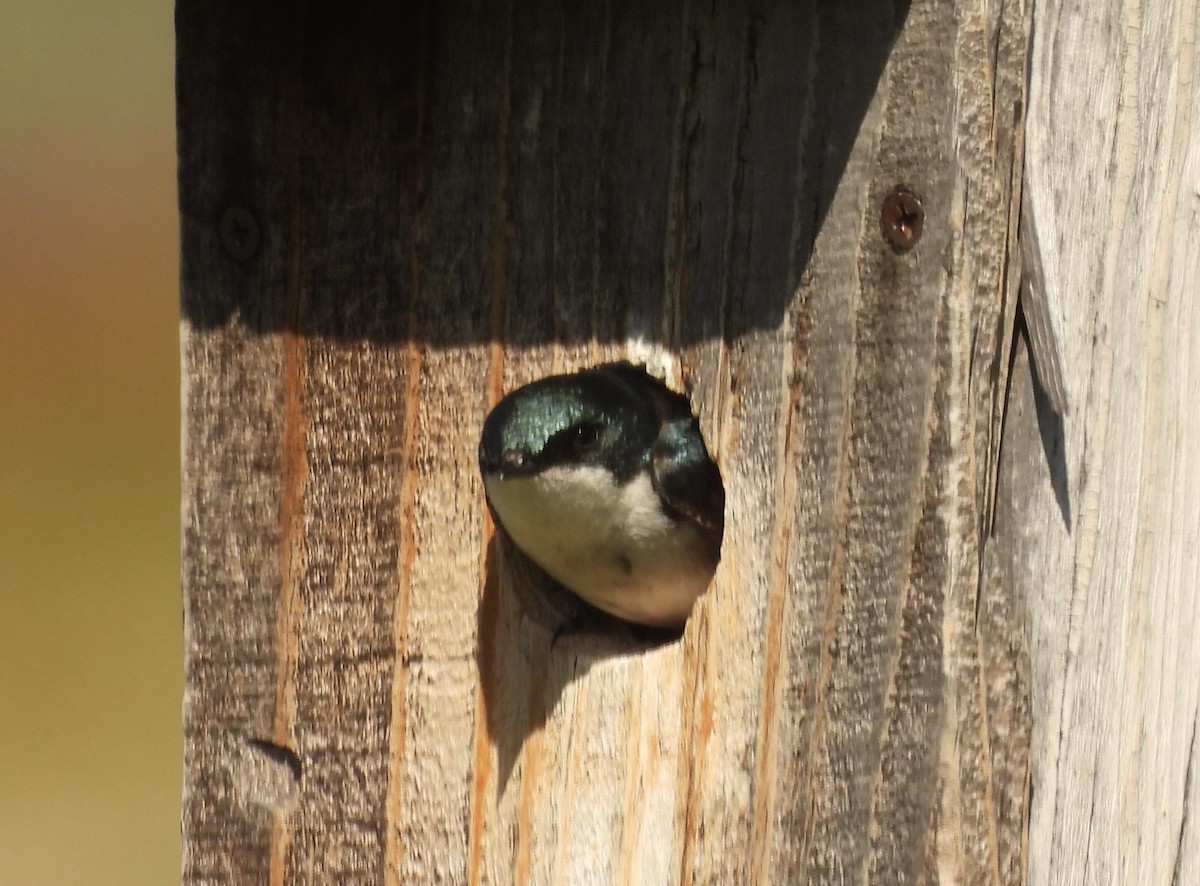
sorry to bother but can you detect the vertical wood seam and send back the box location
[587,0,613,343]
[269,147,309,886]
[471,2,515,877]
[514,662,546,885]
[384,343,423,886]
[384,17,429,861]
[618,661,647,884]
[382,3,433,867]
[678,612,713,885]
[750,339,802,883]
[663,0,695,353]
[550,665,583,886]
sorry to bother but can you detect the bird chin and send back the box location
[485,468,714,629]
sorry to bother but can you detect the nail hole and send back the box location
[219,206,262,261]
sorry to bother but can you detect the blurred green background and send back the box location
[0,1,181,882]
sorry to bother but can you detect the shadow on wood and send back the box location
[178,0,910,347]
[477,531,688,796]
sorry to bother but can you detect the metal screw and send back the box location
[880,188,924,251]
[219,206,261,261]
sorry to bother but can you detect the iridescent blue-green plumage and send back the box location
[479,362,724,530]
[479,365,659,483]
[479,362,724,628]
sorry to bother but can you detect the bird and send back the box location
[479,362,724,630]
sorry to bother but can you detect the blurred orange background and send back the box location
[0,1,181,882]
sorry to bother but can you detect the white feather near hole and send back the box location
[485,465,715,627]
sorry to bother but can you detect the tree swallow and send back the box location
[479,362,724,629]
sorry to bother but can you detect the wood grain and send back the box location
[179,0,1035,882]
[1017,1,1200,882]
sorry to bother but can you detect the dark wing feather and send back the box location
[649,419,726,533]
[596,362,725,532]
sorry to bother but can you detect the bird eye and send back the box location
[572,422,601,451]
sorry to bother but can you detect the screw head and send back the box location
[219,206,261,261]
[880,188,924,251]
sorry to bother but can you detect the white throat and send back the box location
[485,465,715,627]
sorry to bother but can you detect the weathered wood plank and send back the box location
[1017,1,1200,881]
[179,0,1032,882]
